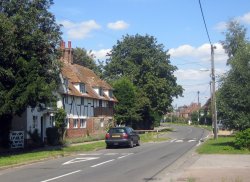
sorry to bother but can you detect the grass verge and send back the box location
[197,136,250,154]
[0,131,170,168]
[0,141,105,168]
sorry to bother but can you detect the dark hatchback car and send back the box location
[105,127,140,148]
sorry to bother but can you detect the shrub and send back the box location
[46,127,60,146]
[28,129,43,148]
[234,128,250,150]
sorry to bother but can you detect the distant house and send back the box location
[173,102,201,120]
[11,41,117,148]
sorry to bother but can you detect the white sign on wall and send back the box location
[10,131,24,148]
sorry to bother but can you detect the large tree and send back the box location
[217,21,250,131]
[104,34,183,129]
[0,0,61,147]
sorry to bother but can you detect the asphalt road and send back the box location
[0,125,209,182]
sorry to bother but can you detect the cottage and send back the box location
[11,41,117,148]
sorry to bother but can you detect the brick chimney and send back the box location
[60,40,73,64]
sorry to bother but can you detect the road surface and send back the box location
[0,125,209,182]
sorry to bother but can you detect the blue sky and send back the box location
[51,0,250,107]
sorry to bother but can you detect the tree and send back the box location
[55,108,67,142]
[112,77,141,127]
[104,34,183,129]
[0,0,61,147]
[217,21,250,131]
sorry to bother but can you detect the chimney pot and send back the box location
[68,41,71,49]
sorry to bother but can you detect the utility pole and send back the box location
[211,45,218,139]
[197,91,200,122]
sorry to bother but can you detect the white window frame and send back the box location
[73,119,78,128]
[100,118,104,128]
[32,116,38,128]
[80,119,86,128]
[65,118,69,129]
[79,83,86,93]
[50,115,55,127]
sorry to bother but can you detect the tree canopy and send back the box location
[104,34,183,129]
[0,0,61,147]
[217,21,250,131]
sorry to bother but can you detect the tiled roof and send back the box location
[61,62,117,102]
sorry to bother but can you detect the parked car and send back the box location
[105,127,140,148]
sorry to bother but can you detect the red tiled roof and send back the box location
[61,62,117,102]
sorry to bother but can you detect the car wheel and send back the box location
[136,139,140,146]
[129,140,134,148]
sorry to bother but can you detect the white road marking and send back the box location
[91,159,115,168]
[78,153,102,156]
[40,170,81,182]
[170,139,177,143]
[175,140,183,143]
[196,140,202,146]
[63,157,99,165]
[104,153,118,155]
[188,140,196,142]
[118,153,133,159]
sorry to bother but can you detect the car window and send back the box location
[109,128,125,133]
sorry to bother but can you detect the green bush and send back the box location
[46,127,60,146]
[28,129,43,148]
[234,128,250,150]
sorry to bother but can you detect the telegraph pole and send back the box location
[197,91,200,122]
[211,45,218,139]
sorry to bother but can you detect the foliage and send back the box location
[190,111,199,125]
[0,0,61,147]
[112,77,141,126]
[104,34,183,129]
[55,108,67,141]
[217,21,250,131]
[234,128,250,150]
[73,47,103,76]
[197,136,250,154]
[46,127,60,146]
[28,129,43,148]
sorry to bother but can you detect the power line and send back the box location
[198,0,212,45]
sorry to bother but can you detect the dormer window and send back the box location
[63,78,68,91]
[99,87,103,96]
[79,83,86,93]
[109,90,113,98]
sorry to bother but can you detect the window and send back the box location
[64,96,68,104]
[99,100,102,107]
[81,97,85,105]
[50,115,55,126]
[73,119,78,128]
[99,87,103,96]
[64,78,68,91]
[32,116,38,128]
[65,118,69,129]
[100,118,104,128]
[79,83,86,93]
[80,119,86,128]
[109,90,113,98]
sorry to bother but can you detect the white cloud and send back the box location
[60,20,101,39]
[169,43,228,63]
[214,12,250,31]
[174,69,210,81]
[214,21,228,32]
[91,49,111,60]
[236,12,250,24]
[107,20,129,30]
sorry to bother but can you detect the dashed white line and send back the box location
[91,159,115,168]
[40,170,81,182]
[118,153,133,159]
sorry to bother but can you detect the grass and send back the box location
[197,136,250,154]
[0,141,105,168]
[0,130,170,168]
[140,131,170,143]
